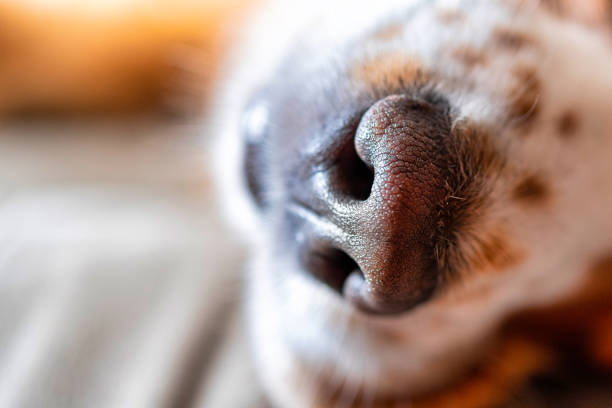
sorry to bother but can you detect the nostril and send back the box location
[301,245,359,295]
[328,139,374,201]
[300,242,414,316]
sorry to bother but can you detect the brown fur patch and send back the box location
[557,110,580,138]
[351,52,425,89]
[438,279,497,306]
[512,174,550,204]
[576,255,612,302]
[427,256,612,408]
[502,254,612,368]
[540,0,612,27]
[373,23,404,41]
[451,47,488,67]
[591,314,612,368]
[426,254,612,408]
[434,122,507,279]
[437,9,465,24]
[492,27,535,50]
[405,338,551,408]
[508,66,541,127]
[470,230,523,272]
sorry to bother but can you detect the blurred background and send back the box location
[3,1,611,408]
[0,1,258,407]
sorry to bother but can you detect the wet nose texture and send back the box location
[304,94,451,315]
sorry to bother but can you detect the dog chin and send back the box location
[245,246,491,406]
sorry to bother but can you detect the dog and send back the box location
[213,0,612,406]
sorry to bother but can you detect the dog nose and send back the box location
[299,94,451,315]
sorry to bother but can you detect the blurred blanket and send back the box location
[0,0,252,117]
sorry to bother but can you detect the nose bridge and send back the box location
[353,95,449,309]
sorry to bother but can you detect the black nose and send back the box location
[298,94,451,315]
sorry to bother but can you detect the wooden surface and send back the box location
[0,120,256,408]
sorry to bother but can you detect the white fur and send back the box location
[212,0,612,405]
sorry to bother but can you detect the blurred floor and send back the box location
[0,121,255,408]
